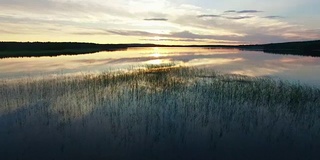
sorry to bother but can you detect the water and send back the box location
[1,47,320,87]
[0,48,320,160]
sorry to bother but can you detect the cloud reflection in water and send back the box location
[1,47,320,86]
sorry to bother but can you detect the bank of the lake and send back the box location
[1,40,320,58]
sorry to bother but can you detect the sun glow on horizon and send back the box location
[0,0,320,44]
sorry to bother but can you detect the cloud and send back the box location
[141,38,198,42]
[106,26,311,44]
[0,29,20,34]
[0,0,319,44]
[71,31,110,35]
[264,16,285,19]
[0,0,137,26]
[144,18,168,21]
[236,10,263,13]
[197,14,253,20]
[224,16,254,20]
[197,15,221,18]
[224,10,263,14]
[224,10,237,13]
[107,30,159,37]
[108,29,241,43]
[140,38,238,44]
[198,9,260,20]
[169,31,229,39]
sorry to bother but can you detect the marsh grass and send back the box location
[0,65,319,159]
[0,65,319,124]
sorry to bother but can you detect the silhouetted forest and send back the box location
[0,42,157,58]
[239,40,320,56]
[1,40,319,58]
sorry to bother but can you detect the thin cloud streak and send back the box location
[224,10,263,13]
[264,16,285,19]
[107,30,159,37]
[140,38,239,44]
[225,16,254,20]
[224,10,237,13]
[197,14,254,20]
[197,15,221,18]
[144,18,168,21]
[236,10,263,13]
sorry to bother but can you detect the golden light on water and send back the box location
[188,58,244,67]
[149,47,176,57]
[150,53,162,58]
[145,59,172,65]
[150,48,161,57]
[145,47,173,65]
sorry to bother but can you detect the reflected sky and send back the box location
[0,47,320,86]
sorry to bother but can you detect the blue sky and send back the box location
[1,0,319,44]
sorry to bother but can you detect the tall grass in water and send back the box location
[0,66,319,160]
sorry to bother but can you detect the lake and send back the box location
[1,47,320,87]
[0,48,320,160]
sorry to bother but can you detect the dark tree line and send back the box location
[0,42,127,51]
[0,40,319,58]
[239,40,320,56]
[0,42,158,58]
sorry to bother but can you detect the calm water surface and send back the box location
[1,47,319,86]
[0,48,320,160]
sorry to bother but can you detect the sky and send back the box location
[1,0,320,45]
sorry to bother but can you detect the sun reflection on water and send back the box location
[145,47,173,65]
[150,53,162,58]
[145,59,173,65]
[150,47,166,58]
[1,47,320,86]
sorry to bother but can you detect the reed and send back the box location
[0,65,319,159]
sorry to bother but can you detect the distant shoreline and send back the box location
[1,40,319,58]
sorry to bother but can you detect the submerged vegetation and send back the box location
[0,66,319,159]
